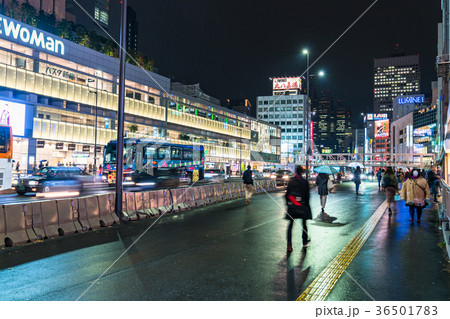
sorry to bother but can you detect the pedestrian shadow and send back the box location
[311,217,347,227]
[272,249,310,301]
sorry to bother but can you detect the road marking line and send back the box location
[297,200,388,301]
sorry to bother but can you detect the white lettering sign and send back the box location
[0,16,64,55]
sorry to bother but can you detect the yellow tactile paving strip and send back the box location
[297,200,388,301]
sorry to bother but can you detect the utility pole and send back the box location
[115,0,127,219]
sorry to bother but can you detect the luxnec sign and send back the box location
[0,16,64,55]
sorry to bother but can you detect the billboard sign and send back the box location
[0,15,65,55]
[0,100,26,136]
[375,119,389,138]
[273,77,302,91]
[366,113,388,121]
[397,95,425,105]
[413,124,436,137]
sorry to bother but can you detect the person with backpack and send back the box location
[401,169,430,223]
[285,166,312,252]
[382,167,398,215]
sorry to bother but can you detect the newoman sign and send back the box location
[0,16,64,55]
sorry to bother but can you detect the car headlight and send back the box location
[12,179,18,186]
[29,181,38,186]
[125,176,133,181]
[349,174,354,179]
[283,175,289,179]
[271,175,276,179]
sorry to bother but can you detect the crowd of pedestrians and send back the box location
[242,164,443,253]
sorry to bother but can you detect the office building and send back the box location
[374,50,421,118]
[126,6,138,52]
[66,0,122,42]
[257,77,307,163]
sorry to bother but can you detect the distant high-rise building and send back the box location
[335,100,352,153]
[374,48,421,119]
[126,6,138,52]
[66,0,122,42]
[311,90,352,154]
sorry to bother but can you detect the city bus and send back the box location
[102,138,205,186]
[0,125,13,159]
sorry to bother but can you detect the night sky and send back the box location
[127,0,441,126]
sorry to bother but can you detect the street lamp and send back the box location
[88,75,98,182]
[302,49,324,181]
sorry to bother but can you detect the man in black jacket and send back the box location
[243,165,254,205]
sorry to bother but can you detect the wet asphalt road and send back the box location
[0,181,448,301]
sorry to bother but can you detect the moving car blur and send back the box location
[12,166,91,195]
[204,169,226,182]
[273,169,293,186]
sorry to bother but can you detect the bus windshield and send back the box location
[104,143,116,164]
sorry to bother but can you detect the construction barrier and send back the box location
[98,193,120,225]
[2,204,31,247]
[123,192,138,221]
[0,180,278,248]
[142,191,158,216]
[81,196,102,230]
[156,189,173,214]
[39,200,60,239]
[30,201,45,239]
[0,205,5,247]
[56,199,81,235]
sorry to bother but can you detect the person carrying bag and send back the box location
[400,169,430,224]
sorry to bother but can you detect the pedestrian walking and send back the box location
[437,166,443,196]
[15,162,20,172]
[427,166,439,203]
[242,165,255,205]
[401,169,430,223]
[382,166,398,215]
[376,169,383,191]
[315,173,334,220]
[397,168,405,192]
[285,166,312,252]
[353,166,362,195]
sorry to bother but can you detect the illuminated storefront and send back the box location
[0,13,280,172]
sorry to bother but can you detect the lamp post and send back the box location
[302,49,324,181]
[88,75,98,182]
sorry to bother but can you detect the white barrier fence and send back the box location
[0,179,277,248]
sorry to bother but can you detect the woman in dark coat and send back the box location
[354,166,362,195]
[382,166,398,215]
[285,166,312,252]
[316,173,330,215]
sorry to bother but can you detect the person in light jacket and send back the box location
[400,169,430,224]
